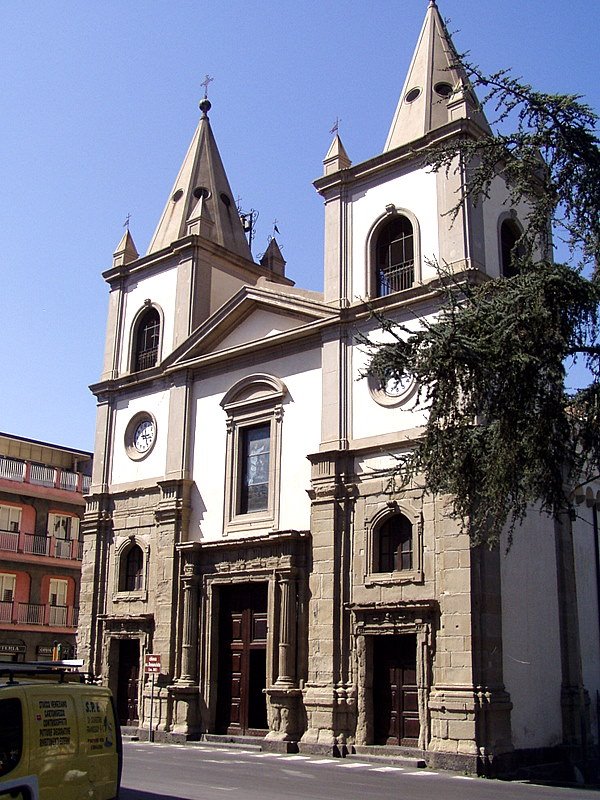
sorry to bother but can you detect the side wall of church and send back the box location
[500,513,563,749]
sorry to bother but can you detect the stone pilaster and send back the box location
[301,451,355,751]
[169,542,201,738]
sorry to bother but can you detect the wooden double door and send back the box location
[373,634,420,746]
[116,639,140,725]
[216,583,268,735]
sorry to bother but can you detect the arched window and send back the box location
[134,308,160,371]
[377,514,413,572]
[500,219,523,278]
[376,216,415,296]
[122,545,144,592]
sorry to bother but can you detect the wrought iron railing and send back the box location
[22,533,50,556]
[0,529,19,552]
[17,602,45,625]
[2,531,83,561]
[0,455,90,494]
[0,457,25,482]
[10,603,78,628]
[0,600,13,623]
[377,259,414,295]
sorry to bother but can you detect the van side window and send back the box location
[0,697,23,776]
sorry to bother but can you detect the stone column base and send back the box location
[265,686,303,742]
[167,683,201,738]
[300,684,356,751]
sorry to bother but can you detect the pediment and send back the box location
[164,285,335,367]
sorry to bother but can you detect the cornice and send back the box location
[102,233,294,288]
[314,118,488,195]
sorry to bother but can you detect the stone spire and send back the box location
[147,96,252,260]
[384,1,491,152]
[112,228,139,268]
[322,134,351,176]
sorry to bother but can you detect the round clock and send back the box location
[125,412,157,460]
[133,419,155,453]
[368,372,417,407]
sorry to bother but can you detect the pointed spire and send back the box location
[112,229,139,267]
[323,134,351,176]
[384,2,491,152]
[260,237,286,276]
[146,95,252,260]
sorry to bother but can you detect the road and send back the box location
[120,741,596,800]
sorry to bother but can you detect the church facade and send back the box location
[78,2,600,775]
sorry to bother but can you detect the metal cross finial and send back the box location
[201,74,214,99]
[123,213,131,230]
[329,117,341,135]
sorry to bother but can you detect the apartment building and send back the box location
[0,432,91,662]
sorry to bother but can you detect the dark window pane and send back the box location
[124,545,144,591]
[240,424,270,513]
[376,217,414,296]
[135,309,160,371]
[500,220,522,278]
[378,514,413,572]
[0,697,23,777]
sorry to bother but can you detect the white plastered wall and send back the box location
[119,266,178,373]
[352,314,431,442]
[110,388,170,485]
[188,348,322,541]
[215,309,311,352]
[350,166,440,300]
[500,512,563,749]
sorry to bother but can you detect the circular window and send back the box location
[171,189,184,202]
[193,186,210,200]
[405,87,421,103]
[368,373,417,408]
[124,412,157,461]
[434,82,454,98]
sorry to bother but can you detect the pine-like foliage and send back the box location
[367,65,600,546]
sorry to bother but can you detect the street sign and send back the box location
[144,654,161,674]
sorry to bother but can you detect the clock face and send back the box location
[133,419,155,453]
[383,374,413,397]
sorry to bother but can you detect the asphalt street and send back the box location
[120,741,598,800]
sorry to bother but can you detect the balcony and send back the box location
[0,456,91,494]
[0,601,79,628]
[0,530,83,561]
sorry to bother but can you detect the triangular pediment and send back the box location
[163,284,335,367]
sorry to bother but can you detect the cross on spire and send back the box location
[329,117,341,135]
[201,74,214,99]
[123,213,131,230]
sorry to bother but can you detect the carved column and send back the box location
[265,573,302,744]
[178,565,199,685]
[169,542,201,739]
[275,575,296,688]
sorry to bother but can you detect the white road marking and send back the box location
[371,766,405,772]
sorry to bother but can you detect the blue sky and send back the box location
[0,0,598,452]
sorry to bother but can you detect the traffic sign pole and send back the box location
[144,654,161,743]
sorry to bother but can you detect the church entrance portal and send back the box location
[373,634,419,746]
[116,639,140,726]
[216,583,268,735]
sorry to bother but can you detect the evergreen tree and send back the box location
[367,64,600,546]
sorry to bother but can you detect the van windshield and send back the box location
[0,697,23,777]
